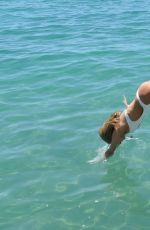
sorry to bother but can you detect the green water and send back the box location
[0,0,150,229]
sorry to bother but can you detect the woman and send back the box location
[99,81,150,160]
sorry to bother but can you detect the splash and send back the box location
[125,136,139,141]
[87,136,140,164]
[87,145,108,164]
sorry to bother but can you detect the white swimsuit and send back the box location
[123,90,150,132]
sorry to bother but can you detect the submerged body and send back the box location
[99,81,150,159]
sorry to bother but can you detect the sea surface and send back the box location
[0,0,150,229]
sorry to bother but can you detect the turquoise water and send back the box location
[1,0,150,229]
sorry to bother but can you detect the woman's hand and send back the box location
[105,149,114,159]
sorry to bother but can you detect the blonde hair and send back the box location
[99,111,121,144]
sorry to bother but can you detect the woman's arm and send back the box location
[104,127,124,159]
[104,142,118,159]
[123,95,129,108]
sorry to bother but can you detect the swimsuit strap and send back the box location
[123,109,143,132]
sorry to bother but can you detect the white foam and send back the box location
[87,145,108,164]
[125,136,139,141]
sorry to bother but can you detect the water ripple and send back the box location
[0,0,150,229]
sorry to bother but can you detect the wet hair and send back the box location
[99,111,121,144]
